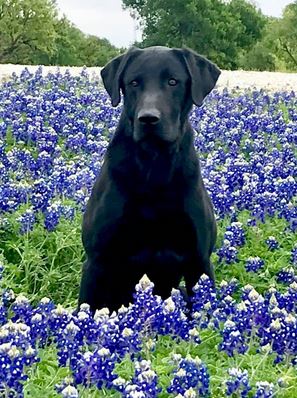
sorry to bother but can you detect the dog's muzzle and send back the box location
[137,109,161,125]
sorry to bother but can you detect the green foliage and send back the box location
[49,18,121,67]
[0,88,297,396]
[266,2,297,71]
[238,42,276,71]
[1,0,296,70]
[76,36,122,67]
[0,203,84,306]
[0,0,58,63]
[0,0,120,66]
[123,0,267,69]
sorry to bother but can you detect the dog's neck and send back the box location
[109,120,201,194]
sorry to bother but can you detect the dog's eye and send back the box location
[130,80,139,87]
[168,78,178,86]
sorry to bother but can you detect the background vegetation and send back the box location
[0,0,297,71]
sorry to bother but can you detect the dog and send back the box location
[78,46,220,313]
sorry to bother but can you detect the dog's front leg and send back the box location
[78,258,111,313]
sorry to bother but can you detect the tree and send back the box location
[257,2,297,72]
[276,1,297,69]
[122,0,267,69]
[238,42,276,71]
[0,0,121,66]
[49,18,121,67]
[77,36,121,67]
[0,0,58,63]
[49,17,82,66]
[228,0,266,49]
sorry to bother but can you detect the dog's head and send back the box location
[101,46,220,144]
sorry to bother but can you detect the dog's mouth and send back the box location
[138,134,172,149]
[134,125,179,147]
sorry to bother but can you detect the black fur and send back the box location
[78,46,221,312]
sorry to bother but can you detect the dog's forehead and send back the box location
[124,47,187,78]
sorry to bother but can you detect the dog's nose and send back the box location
[138,109,161,125]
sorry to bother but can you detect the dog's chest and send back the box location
[128,190,182,221]
[136,196,179,221]
[121,193,196,249]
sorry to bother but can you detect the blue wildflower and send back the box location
[245,257,264,273]
[167,355,210,397]
[225,368,251,397]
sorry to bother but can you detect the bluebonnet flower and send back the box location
[253,381,275,398]
[0,342,29,396]
[291,244,297,266]
[48,304,72,336]
[44,200,63,231]
[61,385,79,398]
[36,150,53,173]
[127,274,163,336]
[1,288,15,307]
[213,295,237,325]
[277,267,296,285]
[225,222,245,247]
[74,304,98,345]
[0,301,7,326]
[114,360,161,398]
[282,281,297,313]
[36,296,55,314]
[11,294,33,324]
[265,236,279,251]
[158,295,199,342]
[247,218,257,227]
[115,324,142,357]
[167,355,210,397]
[225,368,251,397]
[25,297,54,341]
[217,278,238,299]
[191,274,217,329]
[0,325,39,397]
[261,310,297,363]
[56,320,82,367]
[218,320,248,357]
[112,376,130,394]
[238,287,269,334]
[133,360,160,397]
[245,257,264,273]
[170,287,188,313]
[217,240,238,264]
[90,307,124,354]
[17,208,36,234]
[55,377,78,397]
[72,347,116,389]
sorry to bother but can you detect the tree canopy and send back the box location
[0,0,120,66]
[122,0,267,69]
[0,0,296,71]
[0,0,57,63]
[270,1,297,69]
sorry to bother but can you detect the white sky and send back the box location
[56,0,294,48]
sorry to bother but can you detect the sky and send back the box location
[56,0,294,48]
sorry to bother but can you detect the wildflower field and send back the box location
[0,68,297,398]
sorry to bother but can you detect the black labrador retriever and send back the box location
[78,46,220,312]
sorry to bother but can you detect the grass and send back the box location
[1,204,297,396]
[0,76,297,396]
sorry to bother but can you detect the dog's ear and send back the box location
[100,47,139,107]
[180,48,221,107]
